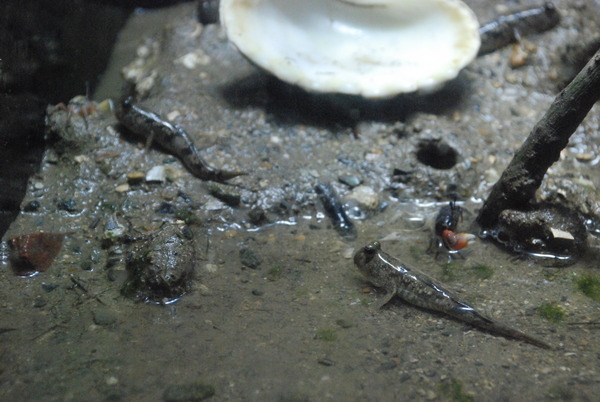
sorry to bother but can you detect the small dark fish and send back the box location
[115,97,245,183]
[479,2,560,56]
[354,241,551,349]
[315,183,356,240]
[8,232,73,276]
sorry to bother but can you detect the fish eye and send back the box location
[364,241,380,256]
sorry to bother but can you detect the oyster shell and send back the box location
[220,0,480,98]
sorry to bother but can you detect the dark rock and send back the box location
[415,138,458,170]
[247,207,267,225]
[22,201,41,212]
[41,283,58,292]
[239,247,262,269]
[57,199,78,213]
[156,202,176,214]
[122,225,196,304]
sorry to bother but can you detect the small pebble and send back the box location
[338,175,362,188]
[126,171,145,183]
[224,229,238,238]
[115,183,130,193]
[335,318,353,329]
[41,283,59,292]
[484,168,499,183]
[345,185,379,210]
[103,214,126,239]
[106,376,119,386]
[318,357,334,366]
[167,110,181,121]
[93,309,118,326]
[342,247,354,259]
[247,207,267,225]
[57,199,78,213]
[252,289,264,296]
[205,263,218,273]
[575,153,594,162]
[239,247,262,269]
[176,50,210,69]
[293,234,306,242]
[146,165,167,182]
[22,201,41,212]
[156,202,176,214]
[73,155,90,164]
[510,44,528,68]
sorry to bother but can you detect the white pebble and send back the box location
[345,185,379,210]
[146,165,167,182]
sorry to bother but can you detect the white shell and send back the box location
[220,0,480,98]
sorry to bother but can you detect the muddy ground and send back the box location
[1,1,600,400]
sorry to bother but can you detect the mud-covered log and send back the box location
[477,49,600,228]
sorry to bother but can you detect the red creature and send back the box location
[432,201,475,258]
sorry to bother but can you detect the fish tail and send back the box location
[213,169,247,182]
[449,308,552,349]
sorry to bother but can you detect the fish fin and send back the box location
[377,285,397,309]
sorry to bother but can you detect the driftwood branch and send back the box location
[477,48,600,228]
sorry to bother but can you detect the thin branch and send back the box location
[477,48,600,228]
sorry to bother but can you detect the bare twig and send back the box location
[477,48,600,228]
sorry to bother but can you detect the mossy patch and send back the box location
[438,378,474,402]
[409,245,424,262]
[440,262,460,282]
[546,384,574,400]
[537,303,566,323]
[574,274,600,302]
[315,328,336,342]
[295,289,309,298]
[543,268,561,281]
[469,263,493,279]
[266,267,284,281]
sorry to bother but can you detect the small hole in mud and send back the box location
[416,139,458,169]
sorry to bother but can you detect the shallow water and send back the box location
[1,0,600,400]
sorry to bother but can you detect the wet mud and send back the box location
[1,1,600,400]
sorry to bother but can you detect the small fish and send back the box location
[315,183,356,239]
[354,241,552,349]
[479,2,560,56]
[115,96,245,183]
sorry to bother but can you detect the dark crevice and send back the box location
[415,138,459,170]
[0,0,130,238]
